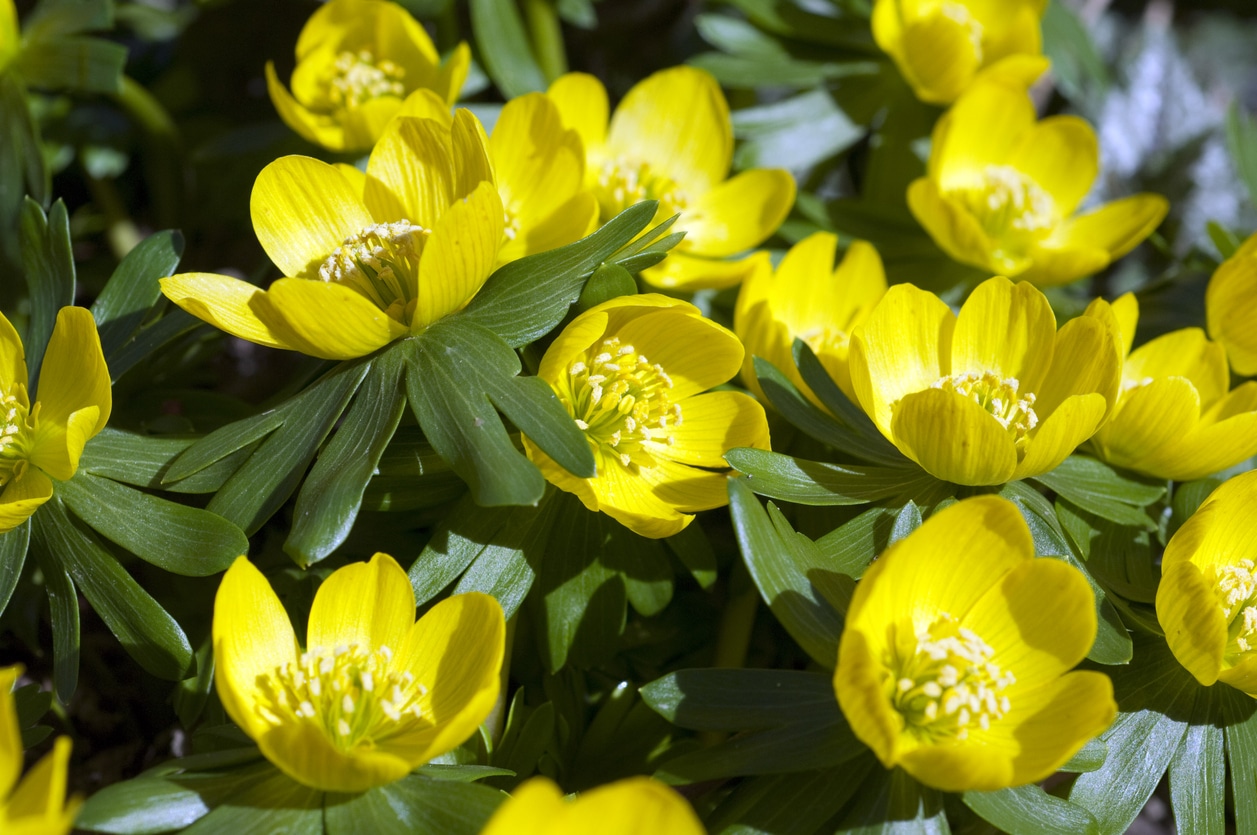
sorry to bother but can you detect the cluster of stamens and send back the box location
[596,157,689,221]
[890,614,1015,742]
[319,221,430,321]
[798,322,851,358]
[1214,559,1257,662]
[256,644,428,751]
[932,371,1039,448]
[0,387,33,487]
[328,50,406,109]
[956,165,1056,266]
[565,337,681,468]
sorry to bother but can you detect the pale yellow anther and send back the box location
[930,371,1039,451]
[329,49,406,109]
[1214,559,1257,663]
[319,220,431,322]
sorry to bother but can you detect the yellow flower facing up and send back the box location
[266,0,470,153]
[161,112,503,361]
[734,233,887,406]
[213,553,505,793]
[909,82,1168,287]
[848,276,1121,486]
[523,294,770,539]
[547,67,796,291]
[479,776,705,835]
[1,667,79,835]
[1158,471,1257,697]
[872,0,1050,105]
[1088,293,1257,481]
[0,308,111,534]
[1206,230,1257,376]
[835,495,1116,792]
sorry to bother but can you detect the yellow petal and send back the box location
[890,386,1019,485]
[835,625,904,771]
[588,454,696,538]
[1156,560,1225,686]
[252,156,374,279]
[0,310,27,396]
[951,276,1057,392]
[1126,328,1228,408]
[333,163,367,198]
[1090,377,1199,472]
[264,279,407,360]
[604,299,745,399]
[1007,116,1098,215]
[640,251,763,292]
[1086,292,1137,359]
[547,72,609,163]
[898,734,1015,793]
[364,116,456,227]
[906,178,1000,273]
[0,470,53,534]
[434,42,471,104]
[931,83,1035,190]
[681,169,796,258]
[5,735,74,824]
[636,457,732,515]
[413,181,504,330]
[562,777,706,835]
[479,777,565,835]
[1207,251,1257,376]
[265,63,347,151]
[161,272,310,354]
[974,54,1051,92]
[1148,387,1257,481]
[1011,392,1106,481]
[490,92,584,221]
[33,308,110,437]
[1033,314,1121,420]
[306,554,416,656]
[257,720,411,794]
[212,557,300,742]
[451,108,495,201]
[1043,194,1169,260]
[606,66,731,197]
[896,7,983,105]
[1016,243,1111,288]
[498,191,599,266]
[657,390,769,468]
[0,665,20,799]
[29,405,99,481]
[339,98,404,153]
[395,88,454,124]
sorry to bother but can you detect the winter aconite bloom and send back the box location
[734,233,887,406]
[547,67,796,291]
[213,553,505,793]
[1158,471,1257,697]
[1206,230,1257,376]
[1,667,79,834]
[0,308,111,533]
[835,496,1115,792]
[1088,294,1257,481]
[873,0,1049,105]
[524,295,770,539]
[161,113,503,361]
[266,0,469,153]
[848,276,1121,486]
[480,776,705,835]
[909,82,1168,286]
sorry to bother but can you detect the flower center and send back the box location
[255,644,429,752]
[890,613,1015,742]
[799,323,850,358]
[954,165,1056,269]
[596,158,690,222]
[0,386,34,488]
[328,50,406,110]
[931,371,1039,449]
[931,2,984,62]
[564,337,681,469]
[1213,560,1257,663]
[318,220,431,324]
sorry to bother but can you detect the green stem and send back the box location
[522,0,567,82]
[485,613,517,747]
[110,76,182,229]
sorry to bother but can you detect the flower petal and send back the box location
[451,108,495,201]
[951,276,1057,392]
[33,307,110,437]
[212,557,300,742]
[1125,328,1228,410]
[1089,377,1199,474]
[1156,559,1226,687]
[364,116,455,227]
[29,405,99,482]
[1011,392,1106,481]
[413,181,504,330]
[890,386,1019,485]
[635,457,732,515]
[640,251,763,292]
[0,309,26,397]
[896,8,983,105]
[1016,242,1110,288]
[395,88,454,124]
[306,553,416,656]
[605,300,745,400]
[1033,314,1121,420]
[0,665,20,799]
[1007,116,1098,215]
[547,72,609,164]
[907,178,1002,273]
[1207,250,1257,376]
[1147,386,1257,481]
[480,776,565,835]
[1043,194,1169,260]
[264,278,407,360]
[159,273,294,351]
[681,169,796,258]
[931,83,1036,190]
[0,470,53,534]
[5,735,75,823]
[491,92,584,221]
[898,734,1015,793]
[657,390,769,468]
[257,720,411,794]
[562,777,706,835]
[265,63,346,151]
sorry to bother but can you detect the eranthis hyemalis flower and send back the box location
[0,666,79,834]
[479,776,705,835]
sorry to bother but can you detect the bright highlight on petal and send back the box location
[480,776,705,835]
[835,496,1115,792]
[524,294,770,538]
[1206,230,1257,376]
[213,554,506,793]
[0,667,80,834]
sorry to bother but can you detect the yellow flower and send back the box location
[0,667,79,834]
[835,495,1115,792]
[0,308,111,533]
[480,776,705,835]
[161,113,503,361]
[1088,293,1257,481]
[266,0,470,153]
[547,67,796,291]
[0,0,17,75]
[734,233,887,406]
[1157,471,1257,697]
[908,82,1168,287]
[391,89,599,266]
[213,553,505,793]
[1206,230,1257,376]
[523,294,770,539]
[872,0,1049,105]
[848,276,1121,486]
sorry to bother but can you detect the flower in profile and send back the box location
[161,112,503,361]
[523,294,770,539]
[1206,230,1257,376]
[0,308,111,533]
[872,0,1049,104]
[547,66,796,291]
[835,495,1115,792]
[479,776,705,835]
[1158,471,1257,697]
[213,553,505,793]
[1087,293,1257,481]
[909,82,1168,287]
[848,276,1121,486]
[734,233,887,406]
[266,0,470,153]
[0,666,79,834]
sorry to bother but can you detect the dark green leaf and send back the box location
[362,428,465,512]
[12,681,51,729]
[81,428,249,494]
[493,700,555,783]
[1061,736,1108,773]
[286,350,407,566]
[92,230,184,360]
[106,308,201,383]
[174,636,215,730]
[0,518,29,617]
[77,762,273,835]
[180,764,323,835]
[576,262,637,312]
[30,538,79,702]
[449,498,552,620]
[1223,686,1257,835]
[23,0,114,37]
[1169,477,1224,541]
[469,0,547,98]
[1207,221,1242,260]
[726,447,934,507]
[59,472,247,577]
[20,198,75,390]
[834,759,947,834]
[815,506,897,579]
[1168,684,1225,835]
[1033,455,1162,528]
[415,764,514,782]
[706,764,875,835]
[888,500,922,544]
[964,785,1099,835]
[164,406,291,484]
[16,35,127,93]
[33,498,193,682]
[0,76,48,221]
[664,522,718,589]
[324,774,503,835]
